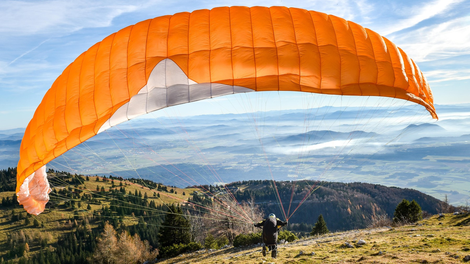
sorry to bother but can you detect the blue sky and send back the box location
[0,0,469,130]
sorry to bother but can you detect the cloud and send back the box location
[425,69,470,83]
[7,39,50,66]
[268,139,387,155]
[379,0,463,36]
[393,16,470,62]
[0,0,155,36]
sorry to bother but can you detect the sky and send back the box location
[0,0,469,130]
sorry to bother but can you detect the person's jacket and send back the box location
[254,217,287,244]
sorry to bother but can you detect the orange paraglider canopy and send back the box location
[16,6,437,215]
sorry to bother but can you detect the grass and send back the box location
[160,213,470,263]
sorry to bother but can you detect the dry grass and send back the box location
[160,213,470,264]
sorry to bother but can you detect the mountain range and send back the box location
[2,103,470,204]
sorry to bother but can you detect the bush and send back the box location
[204,234,229,249]
[160,242,202,258]
[233,232,262,247]
[278,230,298,242]
[216,236,229,248]
[204,234,216,249]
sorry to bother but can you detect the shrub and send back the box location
[278,230,298,242]
[216,236,229,248]
[233,232,262,247]
[204,234,216,249]
[205,234,229,249]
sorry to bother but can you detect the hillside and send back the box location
[160,212,470,263]
[0,168,446,263]
[227,180,444,232]
[0,168,197,263]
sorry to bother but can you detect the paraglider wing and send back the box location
[16,6,437,215]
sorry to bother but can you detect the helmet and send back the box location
[269,213,276,218]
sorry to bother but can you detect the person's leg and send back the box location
[271,244,277,258]
[262,244,267,257]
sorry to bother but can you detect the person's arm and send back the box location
[254,219,265,227]
[276,218,287,228]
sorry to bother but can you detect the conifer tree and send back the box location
[310,214,329,236]
[394,199,411,223]
[409,200,423,222]
[158,204,191,248]
[393,199,422,223]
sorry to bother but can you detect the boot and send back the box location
[272,249,277,258]
[262,245,267,257]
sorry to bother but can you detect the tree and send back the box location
[311,214,329,236]
[158,204,191,248]
[93,222,118,264]
[409,200,423,222]
[394,199,411,223]
[93,222,158,264]
[393,199,422,223]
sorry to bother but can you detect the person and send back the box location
[254,213,287,258]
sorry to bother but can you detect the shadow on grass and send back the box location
[169,245,262,263]
[454,213,470,226]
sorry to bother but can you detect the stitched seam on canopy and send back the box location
[365,29,380,97]
[249,8,257,90]
[166,16,170,106]
[382,37,396,98]
[77,50,86,144]
[126,25,134,121]
[187,12,190,103]
[329,15,342,94]
[144,19,151,114]
[108,33,117,117]
[53,66,71,159]
[268,7,280,91]
[91,42,101,128]
[288,8,301,91]
[229,7,234,93]
[398,47,413,94]
[308,11,322,91]
[348,22,362,96]
[209,10,212,97]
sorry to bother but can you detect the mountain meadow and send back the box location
[2,167,468,263]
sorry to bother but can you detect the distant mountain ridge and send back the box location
[226,180,444,232]
[275,130,377,144]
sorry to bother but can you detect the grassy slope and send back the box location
[162,213,470,264]
[0,175,197,259]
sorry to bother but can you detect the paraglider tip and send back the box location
[16,165,51,215]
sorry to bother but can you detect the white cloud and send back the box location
[0,0,155,36]
[380,0,463,36]
[394,16,470,62]
[425,69,470,83]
